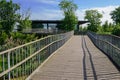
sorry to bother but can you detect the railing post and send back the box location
[8,52,11,80]
[0,31,73,80]
[2,54,5,80]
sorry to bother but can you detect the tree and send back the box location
[0,0,20,33]
[102,21,114,33]
[103,21,109,32]
[0,31,8,45]
[112,24,120,36]
[108,23,114,32]
[18,9,32,31]
[59,0,78,31]
[84,10,102,32]
[110,6,120,24]
[97,25,104,34]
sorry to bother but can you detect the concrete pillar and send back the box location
[77,24,80,31]
[47,23,49,29]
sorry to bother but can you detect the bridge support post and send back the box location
[8,52,11,80]
[47,23,49,30]
[77,24,80,31]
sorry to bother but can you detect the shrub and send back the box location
[112,24,120,36]
[10,32,38,43]
[0,31,8,45]
[0,32,38,52]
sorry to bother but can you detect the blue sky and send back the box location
[12,0,120,23]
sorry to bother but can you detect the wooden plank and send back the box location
[28,35,120,80]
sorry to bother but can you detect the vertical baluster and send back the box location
[36,55,38,69]
[28,60,30,76]
[23,63,25,80]
[2,54,5,80]
[8,52,11,80]
[26,61,28,78]
[31,58,33,73]
[12,51,14,80]
[16,50,18,80]
[19,48,21,62]
[23,62,26,79]
[25,46,27,59]
[20,65,22,80]
[29,45,32,75]
[38,41,41,64]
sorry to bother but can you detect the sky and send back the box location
[12,0,120,24]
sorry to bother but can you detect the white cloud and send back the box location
[34,0,59,4]
[88,5,118,24]
[30,9,64,20]
[77,5,119,24]
[76,9,85,20]
[31,5,119,25]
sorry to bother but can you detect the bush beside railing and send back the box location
[87,31,120,70]
[0,31,74,80]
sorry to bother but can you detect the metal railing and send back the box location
[98,34,120,49]
[22,28,66,34]
[0,31,74,80]
[87,31,120,69]
[23,28,56,33]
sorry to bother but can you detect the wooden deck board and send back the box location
[28,35,120,80]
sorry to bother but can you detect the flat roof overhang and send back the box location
[31,20,89,24]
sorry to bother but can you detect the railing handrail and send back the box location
[0,35,67,77]
[87,31,120,69]
[88,32,120,51]
[0,35,52,55]
[0,32,69,55]
[0,31,74,79]
[88,31,120,39]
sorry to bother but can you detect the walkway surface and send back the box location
[29,35,120,80]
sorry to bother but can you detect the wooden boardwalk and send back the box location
[28,35,120,80]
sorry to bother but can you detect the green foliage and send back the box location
[108,23,114,32]
[18,9,32,31]
[87,24,98,32]
[0,0,32,32]
[103,21,109,32]
[102,21,114,32]
[0,0,38,52]
[10,32,38,43]
[25,34,38,42]
[112,24,120,36]
[59,0,78,31]
[85,10,102,32]
[0,23,2,29]
[97,21,114,34]
[18,19,31,31]
[0,1,39,77]
[79,26,87,32]
[110,6,120,24]
[79,26,83,31]
[0,32,38,52]
[0,0,20,33]
[0,31,8,45]
[97,25,104,34]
